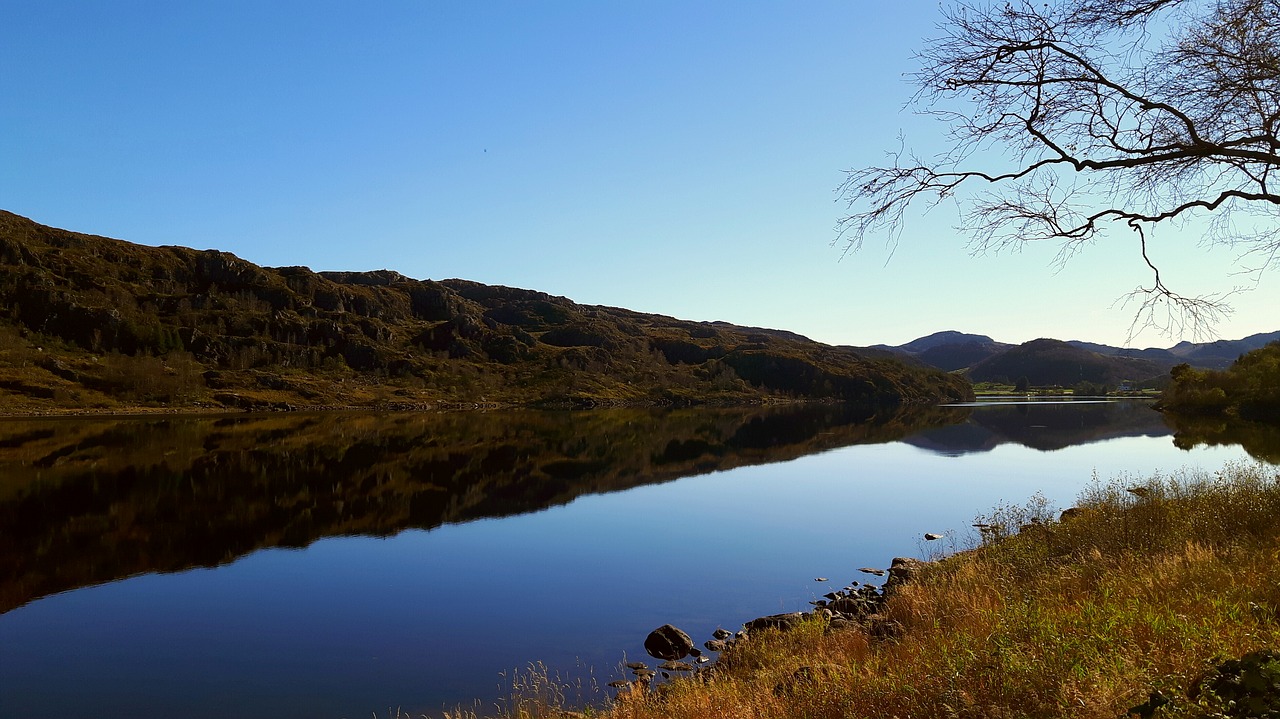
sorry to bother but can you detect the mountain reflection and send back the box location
[0,403,965,614]
[4,401,1269,616]
[1164,413,1280,465]
[904,400,1173,455]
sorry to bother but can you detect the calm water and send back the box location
[0,401,1275,718]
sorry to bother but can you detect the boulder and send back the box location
[826,617,858,633]
[831,596,871,616]
[744,612,805,634]
[644,624,694,661]
[867,615,904,640]
[885,556,925,594]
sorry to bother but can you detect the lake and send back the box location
[1,400,1276,718]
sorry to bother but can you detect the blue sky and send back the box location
[3,1,1275,348]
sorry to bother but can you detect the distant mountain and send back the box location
[880,329,1279,385]
[1168,331,1280,368]
[875,331,1010,372]
[0,211,972,413]
[1064,334,1280,370]
[967,338,1168,387]
[1062,340,1182,365]
[916,341,1007,373]
[894,330,1003,354]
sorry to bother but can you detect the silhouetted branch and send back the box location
[838,0,1280,337]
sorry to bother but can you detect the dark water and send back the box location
[0,401,1275,718]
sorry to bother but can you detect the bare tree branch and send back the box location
[837,0,1280,337]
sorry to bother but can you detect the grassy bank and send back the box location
[455,460,1280,719]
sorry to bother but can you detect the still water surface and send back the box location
[0,401,1275,718]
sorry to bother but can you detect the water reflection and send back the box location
[1,401,1274,719]
[1164,413,1280,465]
[909,399,1172,455]
[0,403,964,614]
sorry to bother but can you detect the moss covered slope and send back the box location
[0,211,972,412]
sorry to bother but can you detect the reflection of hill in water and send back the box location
[903,401,1172,455]
[0,404,968,614]
[1165,413,1280,465]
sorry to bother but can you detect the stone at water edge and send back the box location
[885,557,926,595]
[832,596,871,616]
[743,612,805,633]
[711,628,733,640]
[644,624,694,661]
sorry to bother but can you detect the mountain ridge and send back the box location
[0,210,972,413]
[881,329,1280,386]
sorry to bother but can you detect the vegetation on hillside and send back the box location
[966,338,1166,389]
[458,461,1280,719]
[1157,342,1280,423]
[0,211,972,412]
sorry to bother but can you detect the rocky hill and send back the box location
[966,338,1167,387]
[0,211,972,412]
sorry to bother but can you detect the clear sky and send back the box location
[3,1,1275,349]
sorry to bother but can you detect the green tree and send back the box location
[1073,380,1110,397]
[839,0,1280,336]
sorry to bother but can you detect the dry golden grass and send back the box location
[450,460,1280,719]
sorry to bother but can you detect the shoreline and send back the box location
[0,394,925,420]
[495,462,1280,719]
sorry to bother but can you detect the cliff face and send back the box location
[0,210,972,411]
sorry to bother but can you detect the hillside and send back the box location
[871,331,1008,372]
[889,330,1003,355]
[1158,341,1280,423]
[882,330,1278,380]
[965,338,1168,387]
[0,211,972,412]
[1168,330,1280,369]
